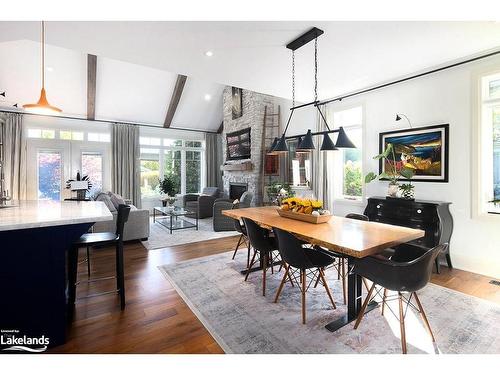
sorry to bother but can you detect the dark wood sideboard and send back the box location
[364,196,453,273]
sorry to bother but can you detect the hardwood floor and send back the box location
[50,237,500,353]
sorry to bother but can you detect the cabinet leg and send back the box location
[434,257,441,274]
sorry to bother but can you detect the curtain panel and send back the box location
[205,132,222,189]
[0,112,27,201]
[111,123,141,208]
[311,105,331,210]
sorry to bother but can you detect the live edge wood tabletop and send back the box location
[222,206,424,258]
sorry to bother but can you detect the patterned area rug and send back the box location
[142,217,238,250]
[159,250,500,354]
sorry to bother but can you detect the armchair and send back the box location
[213,192,253,232]
[183,187,219,219]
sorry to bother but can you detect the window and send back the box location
[287,140,311,187]
[186,150,202,193]
[37,151,62,200]
[81,152,103,197]
[60,130,84,141]
[330,106,363,200]
[88,132,111,143]
[479,72,500,213]
[140,148,160,198]
[27,129,55,139]
[139,137,205,198]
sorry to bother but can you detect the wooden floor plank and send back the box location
[50,235,499,353]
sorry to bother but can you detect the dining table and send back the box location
[222,206,425,332]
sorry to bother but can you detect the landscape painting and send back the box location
[232,87,243,119]
[379,124,449,182]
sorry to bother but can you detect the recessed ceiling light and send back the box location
[204,94,212,101]
[205,51,213,57]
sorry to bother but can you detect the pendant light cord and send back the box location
[41,21,45,89]
[292,50,295,108]
[314,37,318,102]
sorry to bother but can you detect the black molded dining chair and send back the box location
[232,219,251,268]
[273,227,337,324]
[68,204,131,312]
[352,242,448,354]
[242,217,280,296]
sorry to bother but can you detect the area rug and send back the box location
[142,217,239,250]
[159,250,500,354]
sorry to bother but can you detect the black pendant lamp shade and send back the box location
[320,133,337,151]
[273,134,289,153]
[335,127,356,148]
[296,129,315,152]
[268,137,279,154]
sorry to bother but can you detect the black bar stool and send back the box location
[68,204,131,314]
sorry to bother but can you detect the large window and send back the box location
[329,106,363,200]
[139,138,205,199]
[479,72,500,213]
[37,150,62,200]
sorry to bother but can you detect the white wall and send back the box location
[312,54,500,279]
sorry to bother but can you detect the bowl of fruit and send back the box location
[277,197,332,224]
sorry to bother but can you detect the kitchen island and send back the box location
[0,200,112,350]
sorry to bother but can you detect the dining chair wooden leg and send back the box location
[301,269,306,324]
[362,277,370,293]
[262,252,268,296]
[398,292,407,354]
[413,292,436,342]
[245,250,258,281]
[337,258,341,280]
[274,264,290,303]
[232,234,243,260]
[354,283,376,329]
[341,259,347,305]
[319,268,336,309]
[381,288,388,316]
[313,267,322,288]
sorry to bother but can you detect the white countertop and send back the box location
[0,200,113,231]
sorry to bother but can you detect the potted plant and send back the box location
[158,175,178,207]
[266,182,295,206]
[365,143,415,198]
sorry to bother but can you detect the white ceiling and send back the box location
[1,21,500,129]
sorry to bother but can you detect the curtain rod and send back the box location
[0,109,218,134]
[288,48,500,110]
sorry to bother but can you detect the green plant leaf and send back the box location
[364,172,377,183]
[378,172,395,180]
[373,143,393,160]
[399,167,416,179]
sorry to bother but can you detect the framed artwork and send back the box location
[379,124,449,182]
[264,154,280,176]
[232,87,243,119]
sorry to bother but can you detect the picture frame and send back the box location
[378,124,449,182]
[231,87,243,119]
[264,154,280,176]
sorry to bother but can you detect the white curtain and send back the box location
[0,112,27,200]
[311,104,333,210]
[111,123,141,207]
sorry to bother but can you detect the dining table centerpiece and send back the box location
[277,197,332,224]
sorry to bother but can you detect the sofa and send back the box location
[183,187,220,219]
[92,191,150,241]
[213,191,253,232]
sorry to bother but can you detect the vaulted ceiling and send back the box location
[1,21,500,131]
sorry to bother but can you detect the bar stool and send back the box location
[68,204,130,313]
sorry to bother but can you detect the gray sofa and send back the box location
[183,187,220,219]
[213,191,253,232]
[92,192,150,241]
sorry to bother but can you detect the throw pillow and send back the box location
[94,193,117,213]
[109,193,126,210]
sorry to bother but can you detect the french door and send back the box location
[27,139,110,201]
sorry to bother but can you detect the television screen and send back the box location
[226,128,251,160]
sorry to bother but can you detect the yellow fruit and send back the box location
[281,204,290,211]
[297,206,305,213]
[304,206,313,214]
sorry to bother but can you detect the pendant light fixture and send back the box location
[267,27,356,155]
[23,21,62,115]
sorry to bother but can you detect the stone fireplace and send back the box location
[229,182,248,200]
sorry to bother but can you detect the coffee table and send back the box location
[153,206,198,234]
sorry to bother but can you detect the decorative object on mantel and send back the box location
[158,175,178,207]
[66,171,92,200]
[231,87,243,120]
[277,197,331,224]
[226,127,251,160]
[23,21,62,115]
[220,161,253,171]
[365,143,415,198]
[267,27,356,155]
[379,124,449,182]
[266,182,295,206]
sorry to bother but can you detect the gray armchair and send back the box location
[213,191,253,232]
[183,187,220,219]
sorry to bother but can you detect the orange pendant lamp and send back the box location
[23,21,62,114]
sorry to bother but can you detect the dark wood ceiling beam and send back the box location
[87,54,97,120]
[217,121,223,134]
[164,74,187,128]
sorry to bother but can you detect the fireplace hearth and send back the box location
[229,182,248,200]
